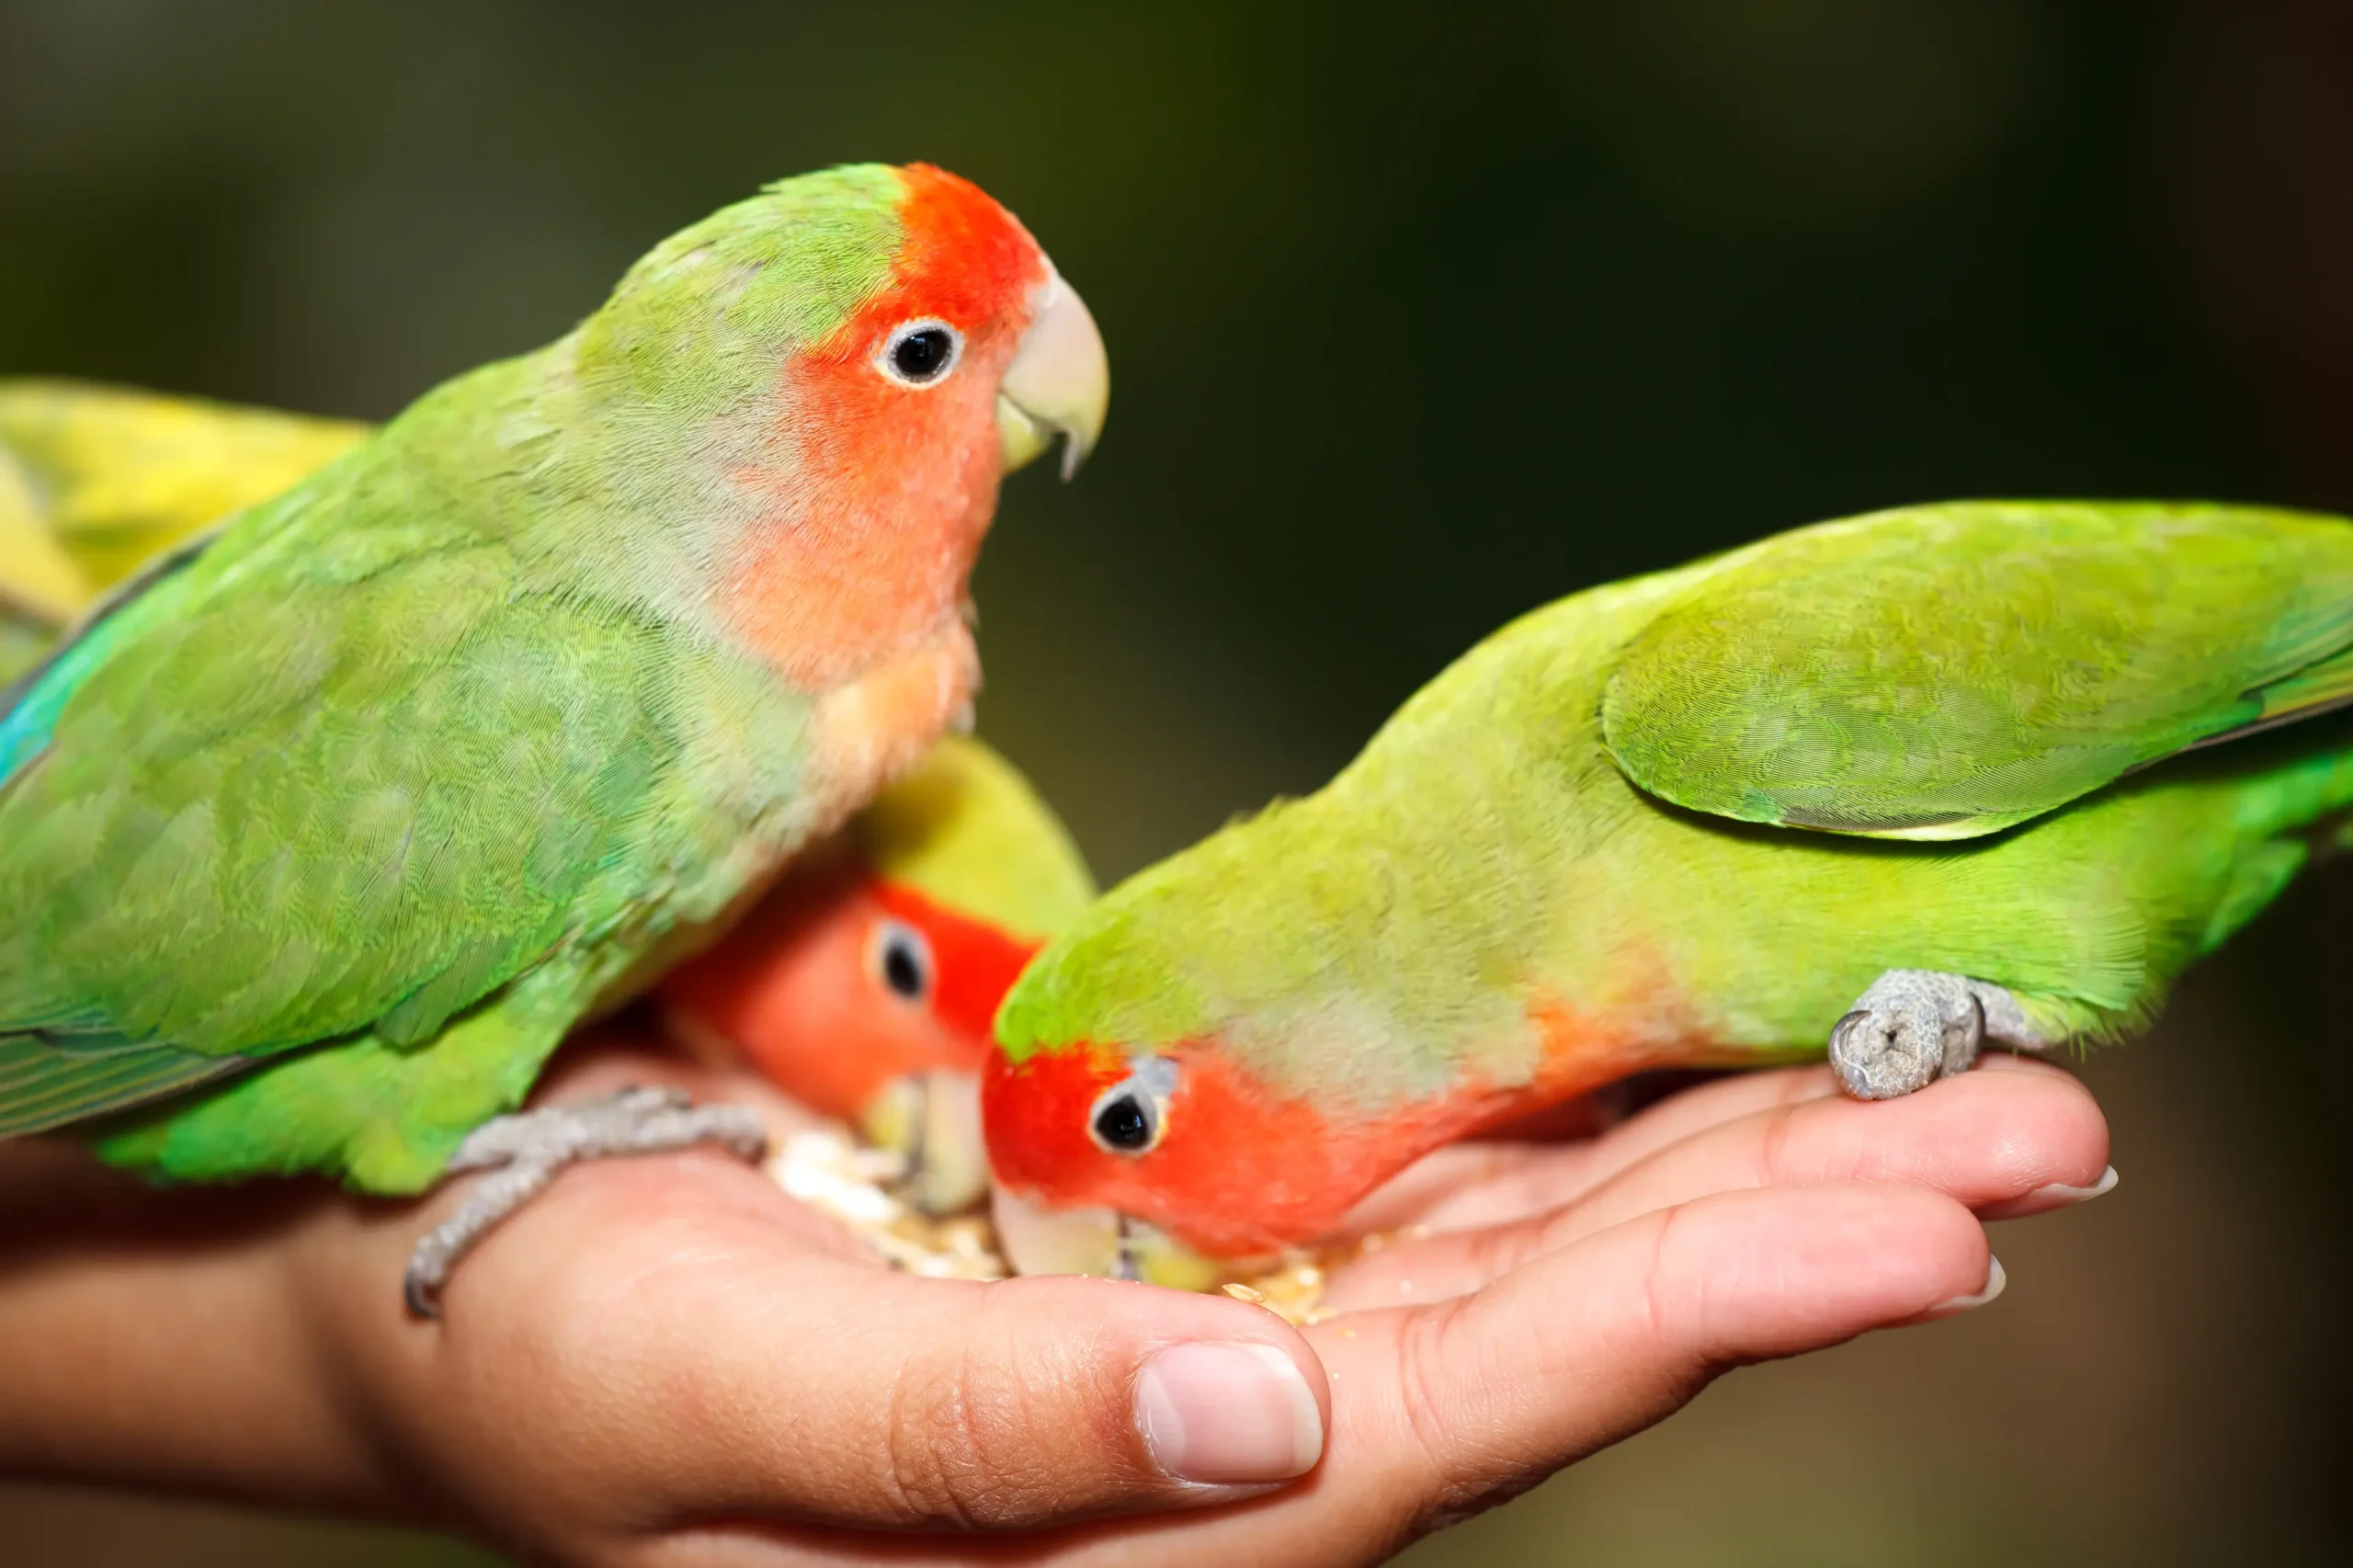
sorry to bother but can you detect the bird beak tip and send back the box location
[996,267,1108,481]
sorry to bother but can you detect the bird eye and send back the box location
[878,320,962,386]
[1092,1093,1154,1152]
[870,918,934,1004]
[1086,1057,1177,1156]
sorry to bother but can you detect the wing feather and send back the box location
[1603,503,2353,839]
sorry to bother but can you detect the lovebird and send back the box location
[0,163,1109,1313]
[983,503,2353,1286]
[661,732,1095,1214]
[0,379,1094,1224]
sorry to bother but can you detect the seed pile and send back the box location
[766,1127,1354,1324]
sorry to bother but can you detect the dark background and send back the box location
[5,2,2352,1562]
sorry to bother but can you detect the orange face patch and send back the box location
[983,1040,1516,1257]
[723,165,1052,690]
[983,994,1718,1259]
[870,880,1041,1046]
[658,849,1045,1123]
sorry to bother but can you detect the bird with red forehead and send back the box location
[983,501,2353,1289]
[0,163,1108,1314]
[660,734,1096,1215]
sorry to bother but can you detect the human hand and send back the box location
[0,1041,2108,1566]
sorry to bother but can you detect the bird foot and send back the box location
[1827,970,2048,1100]
[404,1085,767,1318]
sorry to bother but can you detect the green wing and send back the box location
[1601,502,2353,840]
[0,471,781,1140]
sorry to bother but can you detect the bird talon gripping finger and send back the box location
[403,1087,769,1318]
[0,163,1109,1313]
[1825,970,2050,1100]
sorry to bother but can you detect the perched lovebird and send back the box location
[0,380,1093,1224]
[983,503,2353,1285]
[0,163,1109,1313]
[660,733,1095,1214]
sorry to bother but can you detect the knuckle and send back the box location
[1459,1220,1527,1287]
[878,1327,1075,1530]
[1635,1198,1740,1383]
[1641,1202,1680,1351]
[1393,1304,1457,1474]
[880,1348,987,1529]
[1753,1098,1807,1185]
[1393,1299,1530,1540]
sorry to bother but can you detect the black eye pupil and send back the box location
[1093,1095,1153,1151]
[881,934,926,1000]
[892,327,953,381]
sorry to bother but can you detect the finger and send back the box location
[1572,1055,2092,1204]
[1343,1062,1848,1238]
[1943,1055,2119,1219]
[308,1150,1330,1551]
[1313,1185,2000,1552]
[977,1184,2007,1568]
[1324,1056,2106,1310]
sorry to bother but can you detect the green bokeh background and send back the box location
[6,1,2352,1562]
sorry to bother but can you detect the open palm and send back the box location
[0,1035,2108,1566]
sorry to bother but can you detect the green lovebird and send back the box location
[0,162,1109,1312]
[983,502,2353,1285]
[0,378,1094,1230]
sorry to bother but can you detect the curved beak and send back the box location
[996,268,1108,481]
[858,1069,991,1217]
[989,1185,1230,1292]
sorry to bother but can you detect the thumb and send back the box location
[381,1154,1331,1540]
[704,1263,1331,1529]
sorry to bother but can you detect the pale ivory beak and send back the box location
[996,268,1108,481]
[858,1069,991,1217]
[990,1184,1229,1291]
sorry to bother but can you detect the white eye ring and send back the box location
[875,318,964,387]
[868,918,934,1005]
[1086,1055,1178,1157]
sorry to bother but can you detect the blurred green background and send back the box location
[6,0,2353,1562]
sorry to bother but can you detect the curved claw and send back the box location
[1828,968,2011,1100]
[1829,1006,1947,1099]
[401,1088,769,1321]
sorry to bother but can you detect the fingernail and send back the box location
[2029,1165,2118,1205]
[1135,1342,1323,1484]
[1927,1256,2006,1318]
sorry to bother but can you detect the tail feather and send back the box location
[0,1033,251,1139]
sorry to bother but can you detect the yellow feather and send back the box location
[0,378,368,602]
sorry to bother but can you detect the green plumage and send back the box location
[999,503,2353,1113]
[856,733,1098,942]
[0,167,915,1191]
